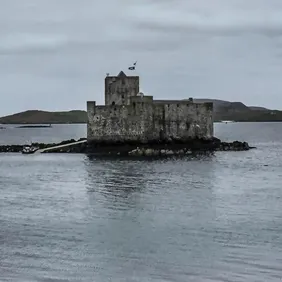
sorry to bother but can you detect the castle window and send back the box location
[114,107,117,111]
[112,101,115,106]
[133,102,136,109]
[177,104,179,107]
[186,122,190,130]
[122,79,125,85]
[122,94,124,99]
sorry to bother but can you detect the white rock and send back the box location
[144,148,154,156]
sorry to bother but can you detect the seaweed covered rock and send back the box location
[0,137,254,155]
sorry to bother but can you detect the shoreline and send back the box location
[0,137,255,155]
[1,121,282,127]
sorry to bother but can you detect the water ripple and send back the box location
[1,123,282,281]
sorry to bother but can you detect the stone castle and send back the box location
[87,71,213,144]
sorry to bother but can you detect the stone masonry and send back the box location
[87,71,213,143]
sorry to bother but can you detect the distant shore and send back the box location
[1,121,282,127]
[1,107,282,124]
[0,122,86,126]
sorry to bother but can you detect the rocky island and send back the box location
[0,71,260,156]
[0,137,253,155]
[84,71,254,156]
[0,70,256,156]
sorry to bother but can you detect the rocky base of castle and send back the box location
[86,138,253,156]
[0,137,255,155]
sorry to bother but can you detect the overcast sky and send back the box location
[1,0,282,116]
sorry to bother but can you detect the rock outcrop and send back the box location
[0,137,255,155]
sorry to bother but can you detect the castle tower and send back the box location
[105,71,139,106]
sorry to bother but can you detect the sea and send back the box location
[0,122,282,282]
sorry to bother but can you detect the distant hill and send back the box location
[0,100,282,124]
[249,106,270,111]
[192,99,249,113]
[0,110,87,124]
[190,99,282,122]
[214,109,282,122]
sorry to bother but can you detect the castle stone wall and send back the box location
[87,101,155,142]
[87,100,213,143]
[162,102,213,139]
[87,71,213,143]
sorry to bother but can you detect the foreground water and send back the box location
[1,123,282,282]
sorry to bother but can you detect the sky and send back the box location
[1,0,282,116]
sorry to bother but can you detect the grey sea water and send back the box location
[1,122,282,282]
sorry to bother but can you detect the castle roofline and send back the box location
[105,70,139,79]
[105,75,139,79]
[117,71,127,77]
[153,100,192,104]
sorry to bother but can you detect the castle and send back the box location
[87,71,213,143]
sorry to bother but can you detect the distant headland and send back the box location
[0,100,281,124]
[0,110,87,124]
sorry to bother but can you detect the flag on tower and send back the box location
[128,61,137,70]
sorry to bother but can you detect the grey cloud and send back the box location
[0,33,179,56]
[129,0,282,37]
[1,0,282,116]
[135,21,282,37]
[0,33,69,55]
